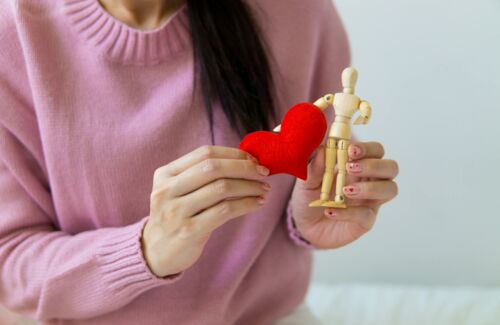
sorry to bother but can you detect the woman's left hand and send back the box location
[289,141,399,249]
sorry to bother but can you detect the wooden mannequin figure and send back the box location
[308,67,372,208]
[272,94,334,134]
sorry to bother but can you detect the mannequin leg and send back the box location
[309,138,337,207]
[333,139,349,207]
[321,138,348,208]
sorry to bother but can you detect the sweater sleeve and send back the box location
[0,12,184,322]
[0,126,184,321]
[284,0,351,248]
[285,198,316,249]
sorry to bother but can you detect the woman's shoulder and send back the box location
[0,0,60,34]
[248,0,335,14]
[248,0,340,26]
[247,0,350,107]
[1,0,60,16]
[247,0,347,50]
[0,0,63,64]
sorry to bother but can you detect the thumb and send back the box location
[298,145,325,190]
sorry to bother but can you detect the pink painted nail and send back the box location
[344,185,360,195]
[350,145,361,158]
[325,209,338,218]
[348,162,362,173]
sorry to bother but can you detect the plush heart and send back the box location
[239,103,327,180]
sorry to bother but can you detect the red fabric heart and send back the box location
[239,103,327,180]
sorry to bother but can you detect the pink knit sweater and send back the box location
[0,0,350,323]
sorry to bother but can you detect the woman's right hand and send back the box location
[141,145,271,278]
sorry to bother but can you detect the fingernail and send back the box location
[262,182,272,191]
[348,162,362,173]
[257,165,270,176]
[247,154,258,163]
[344,185,360,195]
[349,145,361,158]
[325,209,338,219]
[257,195,266,205]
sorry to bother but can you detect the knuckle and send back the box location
[214,179,231,194]
[150,190,164,209]
[201,158,219,173]
[362,161,374,174]
[161,182,173,196]
[363,182,375,194]
[157,179,176,197]
[218,201,233,215]
[153,167,163,180]
[152,177,176,195]
[150,187,162,199]
[198,145,215,160]
[239,159,248,171]
[237,160,249,175]
[169,177,179,193]
[152,166,168,186]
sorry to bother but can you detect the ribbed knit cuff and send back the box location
[95,216,184,298]
[286,201,315,250]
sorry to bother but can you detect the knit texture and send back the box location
[0,0,350,323]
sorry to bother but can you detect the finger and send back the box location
[343,196,371,207]
[323,206,377,231]
[192,196,265,234]
[348,141,385,160]
[347,159,399,180]
[168,158,269,197]
[160,146,254,177]
[177,179,270,216]
[343,180,398,201]
[298,145,326,190]
[343,195,392,208]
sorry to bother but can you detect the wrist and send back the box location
[290,214,312,245]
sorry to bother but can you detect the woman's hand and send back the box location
[141,146,271,277]
[289,141,399,249]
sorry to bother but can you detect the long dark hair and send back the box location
[186,0,277,143]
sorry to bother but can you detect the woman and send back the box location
[0,0,399,324]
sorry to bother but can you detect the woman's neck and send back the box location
[98,0,186,30]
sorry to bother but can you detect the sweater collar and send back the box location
[63,0,190,65]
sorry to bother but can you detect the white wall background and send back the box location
[313,0,500,286]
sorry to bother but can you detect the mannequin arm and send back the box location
[273,94,334,133]
[353,100,372,125]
